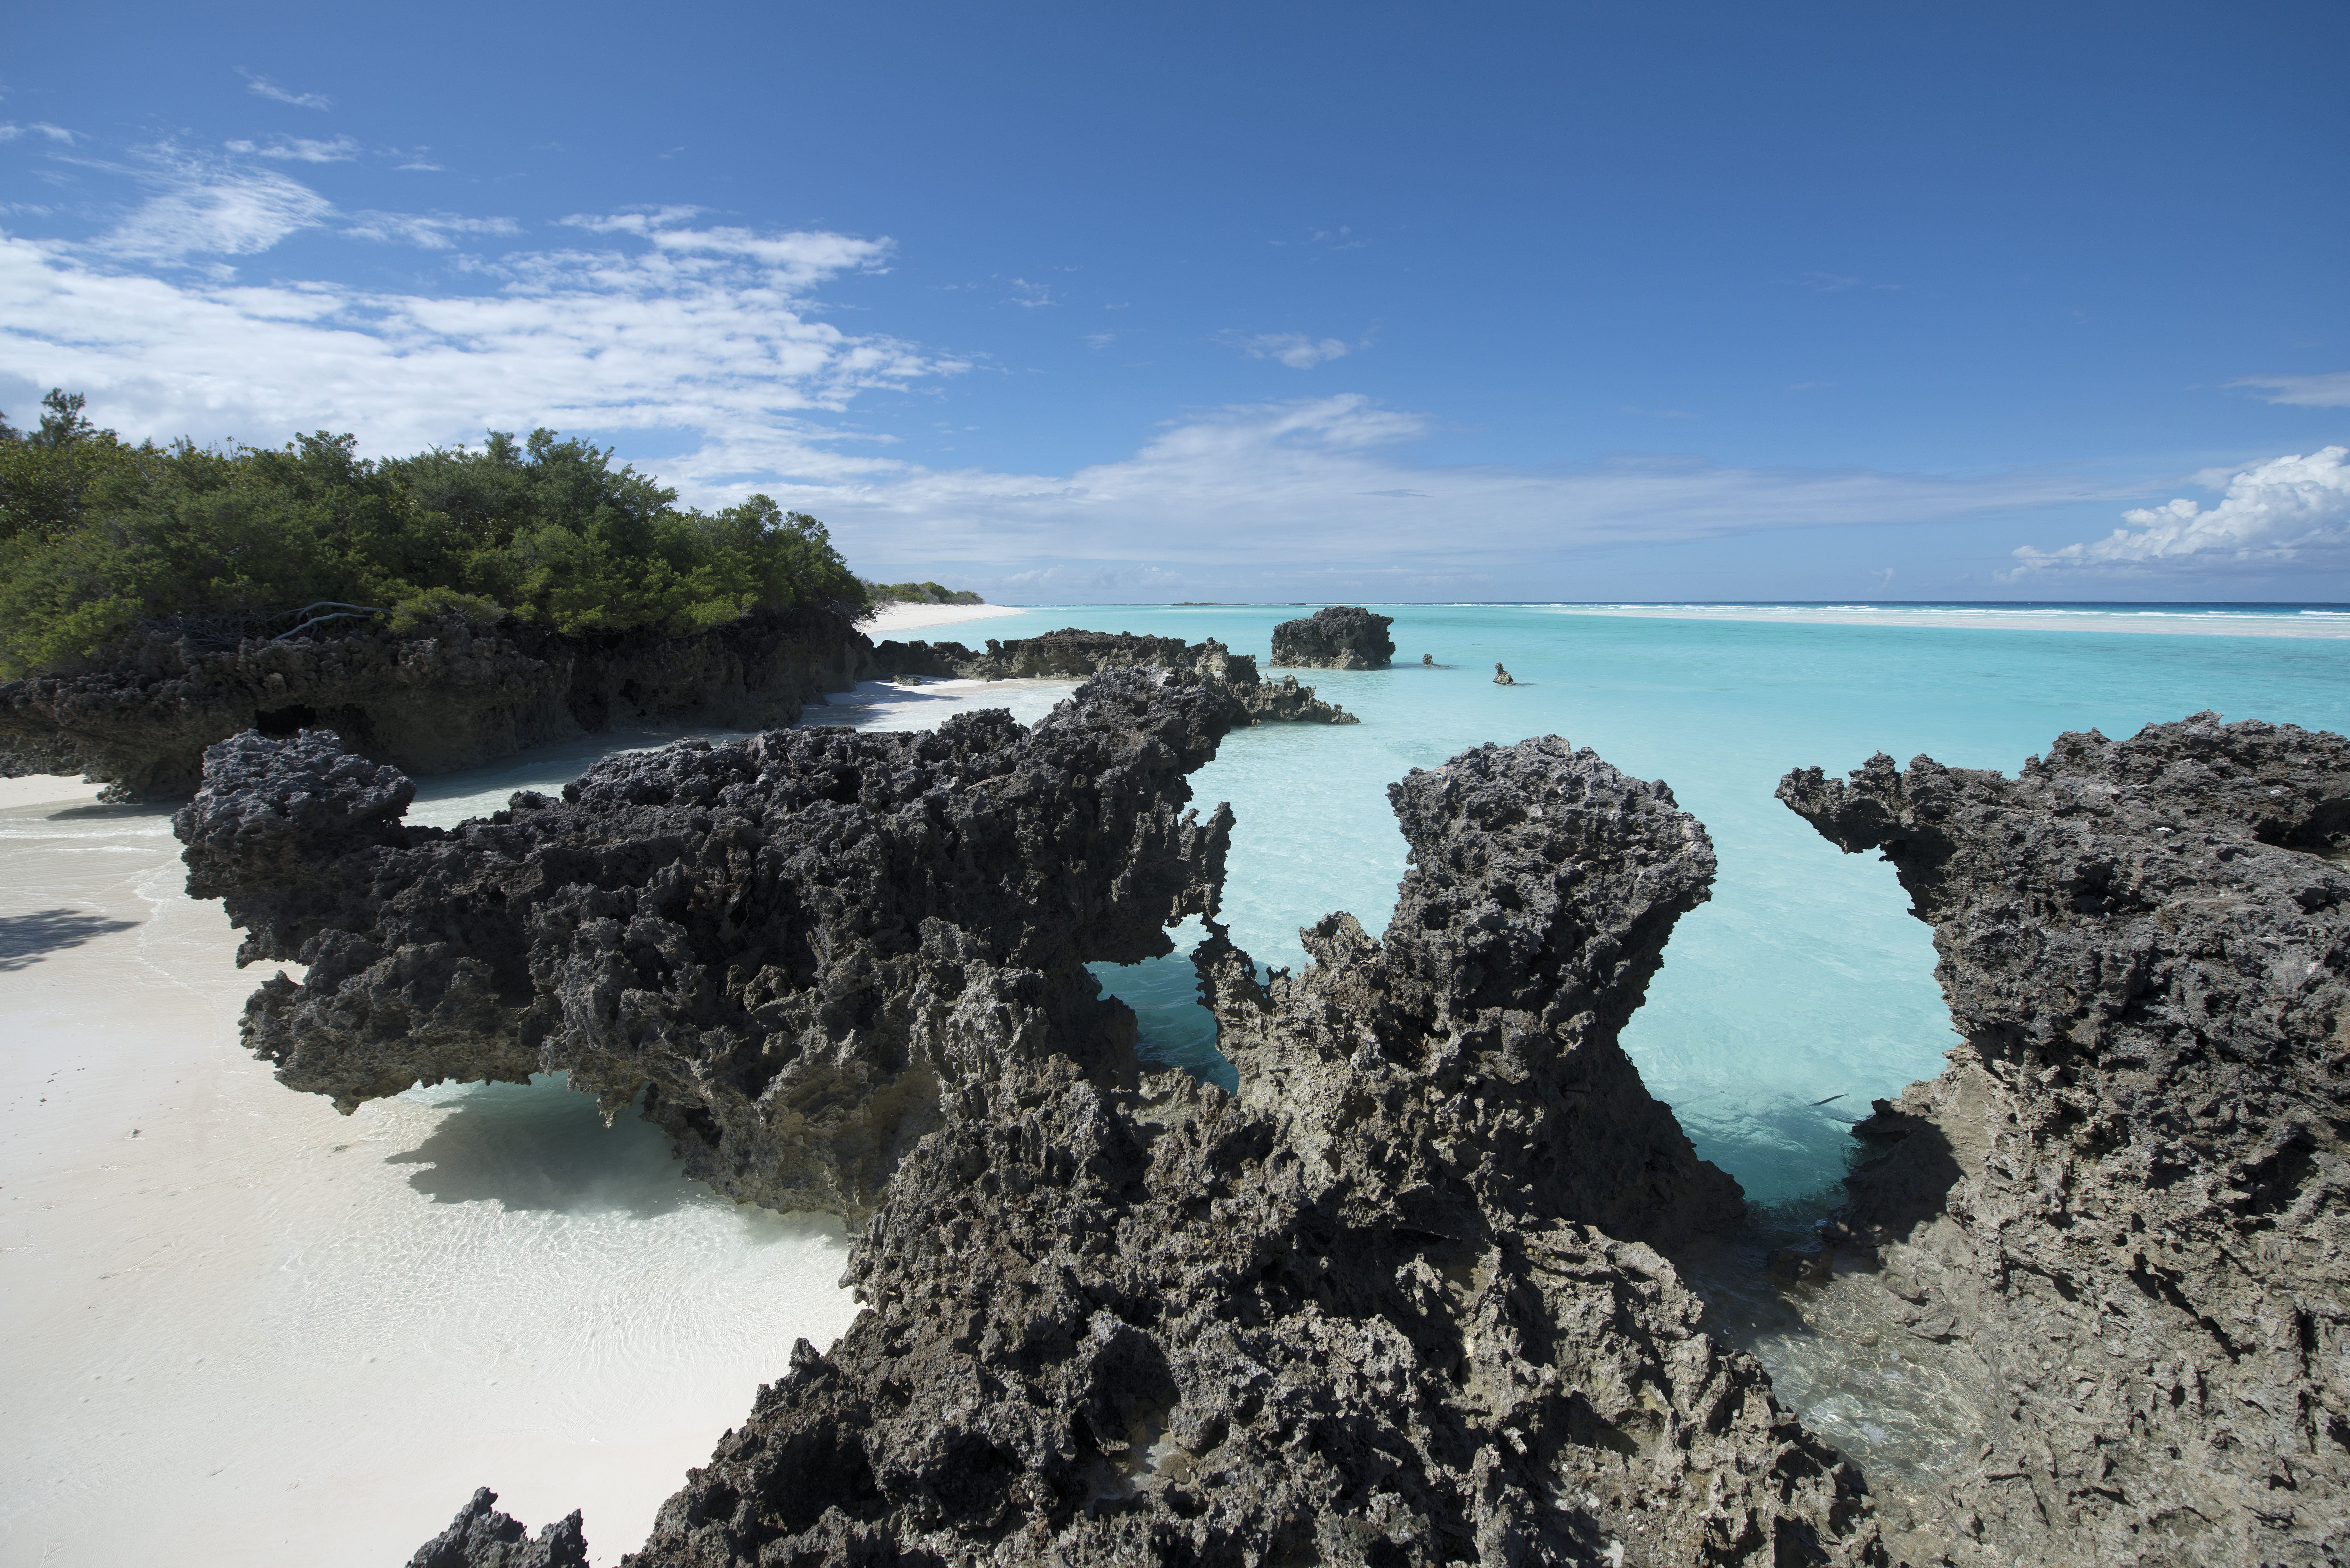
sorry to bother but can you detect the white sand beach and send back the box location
[856,601,1027,636]
[1546,605,2350,638]
[0,742,864,1568]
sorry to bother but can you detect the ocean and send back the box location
[5,600,2347,1563]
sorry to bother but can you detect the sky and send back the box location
[3,2,2345,603]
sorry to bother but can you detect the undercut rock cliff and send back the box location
[872,627,1358,725]
[3,606,880,800]
[176,668,1241,1222]
[1271,604,1396,670]
[1779,713,2350,1567]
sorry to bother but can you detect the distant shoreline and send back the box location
[858,601,1028,635]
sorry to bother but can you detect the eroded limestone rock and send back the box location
[874,627,1358,725]
[1780,712,2350,1566]
[606,738,1875,1565]
[407,1489,586,1568]
[3,606,877,799]
[1271,605,1396,670]
[176,668,1242,1222]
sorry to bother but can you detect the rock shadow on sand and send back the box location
[0,906,141,972]
[385,1074,698,1220]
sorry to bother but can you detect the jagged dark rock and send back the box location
[408,1488,587,1568]
[1779,712,2350,1567]
[176,669,1242,1221]
[1,606,878,799]
[609,736,1875,1567]
[873,627,1358,725]
[1271,604,1396,670]
[188,691,1881,1562]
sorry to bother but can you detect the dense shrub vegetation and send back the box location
[0,391,869,677]
[863,579,985,605]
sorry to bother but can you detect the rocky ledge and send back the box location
[1,606,879,800]
[1271,604,1396,670]
[1779,713,2349,1566]
[872,627,1357,725]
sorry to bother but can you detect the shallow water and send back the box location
[8,607,2348,1561]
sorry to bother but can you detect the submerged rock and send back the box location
[1780,712,2350,1566]
[874,627,1358,725]
[1,606,878,800]
[1270,604,1396,670]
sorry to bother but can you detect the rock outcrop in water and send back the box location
[872,627,1358,725]
[610,736,1874,1566]
[1271,605,1396,670]
[1779,713,2350,1567]
[1,607,879,800]
[179,684,1891,1563]
[176,669,1240,1223]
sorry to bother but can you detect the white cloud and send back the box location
[240,70,330,110]
[563,212,891,290]
[0,122,76,145]
[0,215,961,491]
[225,135,360,164]
[344,211,522,249]
[2232,371,2350,408]
[99,161,335,261]
[773,395,2121,587]
[1238,332,1349,369]
[2007,446,2350,576]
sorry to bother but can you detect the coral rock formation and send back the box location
[408,1489,588,1568]
[1271,605,1396,670]
[1779,713,2350,1567]
[617,737,1874,1566]
[873,627,1358,725]
[2,607,877,799]
[175,669,1241,1223]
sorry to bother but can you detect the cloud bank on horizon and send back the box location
[1,127,2342,601]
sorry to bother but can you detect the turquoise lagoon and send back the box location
[889,603,2350,1207]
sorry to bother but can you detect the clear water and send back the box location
[907,604,2350,1204]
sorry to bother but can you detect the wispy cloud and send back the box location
[1621,405,1699,419]
[1084,331,1116,350]
[1234,331,1350,369]
[98,158,335,261]
[239,69,331,110]
[564,211,892,288]
[2232,370,2350,408]
[765,395,2127,592]
[1002,277,1056,309]
[0,122,76,145]
[1799,271,1902,293]
[2007,446,2350,577]
[224,135,360,164]
[344,211,522,249]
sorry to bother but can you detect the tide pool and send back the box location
[916,603,2350,1204]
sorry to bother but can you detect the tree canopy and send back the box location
[0,395,869,677]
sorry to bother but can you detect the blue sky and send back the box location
[4,2,2345,602]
